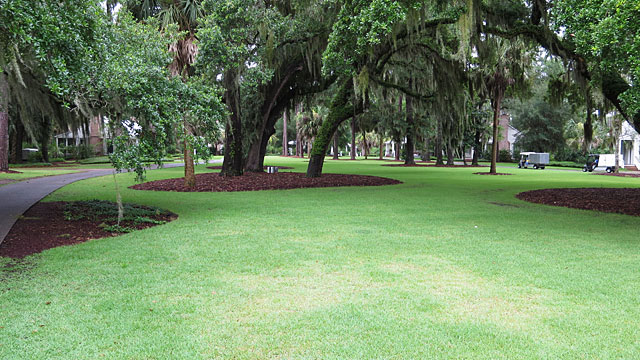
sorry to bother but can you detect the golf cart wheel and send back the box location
[582,167,587,172]
[606,167,613,173]
[533,164,538,169]
[518,164,521,168]
[540,166,545,169]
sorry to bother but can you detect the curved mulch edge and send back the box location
[382,163,482,168]
[383,160,433,163]
[130,172,402,192]
[516,187,640,217]
[595,173,640,178]
[1,169,22,174]
[206,165,294,170]
[0,201,177,258]
[474,172,513,175]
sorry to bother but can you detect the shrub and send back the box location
[554,148,587,163]
[75,144,94,159]
[27,151,43,163]
[61,144,95,160]
[498,149,512,162]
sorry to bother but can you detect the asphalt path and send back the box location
[0,160,220,246]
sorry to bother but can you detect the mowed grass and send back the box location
[1,157,639,359]
[0,168,81,185]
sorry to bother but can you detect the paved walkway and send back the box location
[0,169,113,245]
[0,160,220,246]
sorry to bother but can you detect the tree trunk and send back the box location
[462,144,468,165]
[435,117,444,165]
[282,107,288,156]
[423,137,430,161]
[242,113,269,172]
[221,69,244,177]
[221,121,243,176]
[101,115,108,155]
[16,119,23,163]
[394,141,400,161]
[182,117,197,187]
[472,128,481,166]
[183,136,196,187]
[307,80,360,178]
[379,132,384,159]
[296,131,302,157]
[362,131,368,160]
[446,138,454,165]
[256,123,276,170]
[490,96,502,174]
[0,71,9,171]
[614,114,621,173]
[404,92,415,165]
[245,140,264,172]
[40,116,51,163]
[10,116,23,164]
[332,131,339,159]
[84,119,91,150]
[245,66,300,172]
[350,117,356,160]
[584,94,593,153]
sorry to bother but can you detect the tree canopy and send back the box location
[1,0,639,179]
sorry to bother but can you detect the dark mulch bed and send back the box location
[1,169,22,173]
[474,172,513,175]
[130,172,402,192]
[595,173,640,178]
[382,163,475,168]
[206,165,294,170]
[1,201,176,258]
[516,188,640,217]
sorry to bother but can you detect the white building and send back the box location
[619,121,640,169]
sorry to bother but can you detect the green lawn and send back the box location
[0,168,81,185]
[1,157,639,359]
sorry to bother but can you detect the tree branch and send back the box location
[370,75,433,101]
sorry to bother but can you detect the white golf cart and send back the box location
[518,152,550,169]
[583,154,618,173]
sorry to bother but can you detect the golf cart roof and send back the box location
[520,152,535,155]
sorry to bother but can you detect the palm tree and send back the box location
[481,38,529,173]
[126,0,203,187]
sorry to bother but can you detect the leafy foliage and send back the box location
[94,12,224,180]
[552,0,640,121]
[63,199,170,233]
[510,87,574,155]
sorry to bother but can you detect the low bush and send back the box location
[498,149,512,162]
[63,200,170,233]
